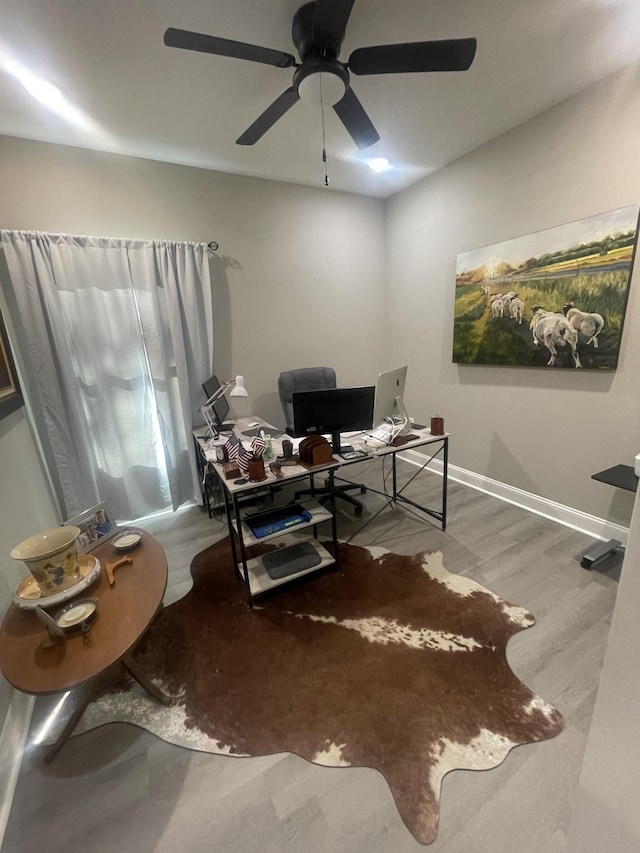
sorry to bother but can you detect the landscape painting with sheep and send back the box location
[452,204,639,369]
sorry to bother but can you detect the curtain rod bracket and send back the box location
[207,241,219,253]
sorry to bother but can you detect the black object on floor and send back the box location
[580,539,625,570]
[581,463,637,570]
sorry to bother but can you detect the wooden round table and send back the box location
[0,528,170,761]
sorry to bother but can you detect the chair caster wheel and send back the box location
[355,506,363,516]
[359,486,366,494]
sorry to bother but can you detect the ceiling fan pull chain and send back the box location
[319,72,329,186]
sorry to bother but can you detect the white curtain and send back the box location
[0,231,214,521]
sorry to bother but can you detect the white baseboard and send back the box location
[0,691,34,849]
[402,448,630,546]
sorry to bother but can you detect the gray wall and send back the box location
[385,64,640,524]
[0,134,388,428]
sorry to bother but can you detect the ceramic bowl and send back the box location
[11,526,82,596]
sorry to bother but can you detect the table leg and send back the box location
[44,680,98,764]
[122,652,173,705]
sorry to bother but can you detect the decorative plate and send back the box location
[112,531,143,551]
[14,554,101,610]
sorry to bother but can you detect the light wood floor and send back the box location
[2,462,622,853]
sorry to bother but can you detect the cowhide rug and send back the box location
[77,537,563,845]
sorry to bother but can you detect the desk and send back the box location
[196,418,339,603]
[197,419,450,600]
[0,528,171,761]
[580,464,638,569]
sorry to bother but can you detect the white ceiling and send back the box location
[1,0,640,198]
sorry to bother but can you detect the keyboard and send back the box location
[245,504,313,538]
[263,542,322,579]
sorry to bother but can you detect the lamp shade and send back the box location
[230,375,248,397]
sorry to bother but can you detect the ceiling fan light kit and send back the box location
[164,0,476,154]
[295,62,347,107]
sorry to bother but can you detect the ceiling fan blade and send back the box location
[312,0,356,49]
[236,87,301,145]
[349,38,477,75]
[163,27,297,69]
[333,87,380,150]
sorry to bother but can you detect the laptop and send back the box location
[202,375,235,433]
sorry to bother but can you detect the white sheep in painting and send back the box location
[530,306,582,368]
[491,298,505,318]
[509,298,525,324]
[562,303,605,348]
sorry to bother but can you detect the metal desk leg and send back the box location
[387,437,448,530]
[233,492,253,606]
[194,436,213,518]
[442,436,448,531]
[328,469,338,564]
[392,453,398,502]
[228,492,242,581]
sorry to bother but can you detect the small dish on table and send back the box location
[112,530,143,551]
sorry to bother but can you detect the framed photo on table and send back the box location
[63,502,119,553]
[0,307,24,421]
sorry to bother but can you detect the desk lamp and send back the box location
[201,375,248,439]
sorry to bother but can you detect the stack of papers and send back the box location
[368,424,394,444]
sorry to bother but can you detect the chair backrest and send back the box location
[278,367,337,432]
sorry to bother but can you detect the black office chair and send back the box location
[278,367,367,516]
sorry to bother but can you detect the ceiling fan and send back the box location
[164,0,476,150]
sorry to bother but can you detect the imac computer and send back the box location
[291,386,375,454]
[202,375,235,433]
[372,365,410,433]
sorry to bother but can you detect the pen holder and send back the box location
[430,417,444,436]
[247,458,266,482]
[282,439,294,459]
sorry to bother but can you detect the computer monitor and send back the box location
[372,365,409,428]
[202,375,232,430]
[291,386,375,453]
